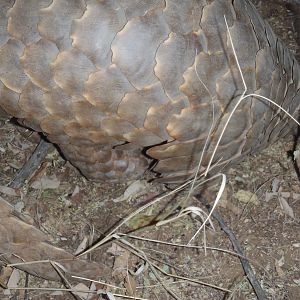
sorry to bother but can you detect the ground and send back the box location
[0,1,299,299]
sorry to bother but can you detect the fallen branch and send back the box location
[9,138,51,189]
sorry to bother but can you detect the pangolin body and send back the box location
[0,0,299,182]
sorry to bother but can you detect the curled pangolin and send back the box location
[0,0,299,183]
[0,0,299,282]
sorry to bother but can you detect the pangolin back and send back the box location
[0,0,299,182]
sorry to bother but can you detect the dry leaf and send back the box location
[293,278,300,285]
[7,143,21,155]
[272,178,280,193]
[30,175,60,190]
[0,146,6,153]
[4,269,20,295]
[70,185,84,204]
[108,243,130,281]
[234,190,259,206]
[275,256,285,277]
[265,192,277,202]
[0,186,18,196]
[87,283,100,300]
[106,292,117,300]
[74,236,88,255]
[278,197,295,219]
[50,291,64,296]
[127,214,155,230]
[71,185,80,197]
[124,274,137,296]
[218,187,228,208]
[113,180,147,202]
[6,269,20,288]
[73,282,91,299]
[13,201,24,213]
[28,161,51,184]
[107,243,126,256]
[280,192,291,198]
[293,150,300,165]
[292,193,300,201]
[132,262,146,276]
[0,266,13,288]
[218,187,241,214]
[113,252,130,279]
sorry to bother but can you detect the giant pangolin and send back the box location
[0,0,299,183]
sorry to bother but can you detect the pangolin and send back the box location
[0,0,299,183]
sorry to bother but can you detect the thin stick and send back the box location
[197,197,267,300]
[9,138,50,188]
[117,238,231,294]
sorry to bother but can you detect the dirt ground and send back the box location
[0,1,299,300]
